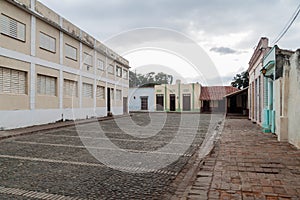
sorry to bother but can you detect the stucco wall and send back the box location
[274,78,282,136]
[129,88,155,112]
[154,83,201,111]
[0,0,31,55]
[0,0,130,129]
[287,51,300,148]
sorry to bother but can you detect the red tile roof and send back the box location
[199,86,240,101]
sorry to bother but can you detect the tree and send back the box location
[231,71,249,89]
[129,71,139,87]
[155,72,173,85]
[129,71,173,87]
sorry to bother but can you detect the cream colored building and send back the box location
[248,37,271,125]
[0,0,130,129]
[154,81,201,112]
[285,50,300,148]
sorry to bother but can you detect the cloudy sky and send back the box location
[38,0,300,85]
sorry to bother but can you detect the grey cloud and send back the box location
[38,0,300,50]
[210,47,238,55]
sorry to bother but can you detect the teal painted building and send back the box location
[261,46,294,134]
[261,46,276,133]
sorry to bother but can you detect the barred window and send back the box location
[116,89,122,100]
[64,79,78,97]
[40,32,56,53]
[0,67,26,94]
[84,53,93,71]
[96,85,105,99]
[37,74,56,96]
[97,59,104,71]
[82,83,93,98]
[0,14,25,41]
[65,44,77,60]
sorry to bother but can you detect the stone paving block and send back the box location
[263,186,274,193]
[265,195,279,200]
[182,118,300,199]
[197,171,213,177]
[242,192,255,200]
[208,190,220,199]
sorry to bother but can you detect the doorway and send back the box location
[156,94,164,111]
[183,94,191,111]
[107,87,111,113]
[169,94,176,111]
[140,96,148,110]
[230,96,236,113]
[203,100,210,112]
[123,97,128,114]
[219,100,225,112]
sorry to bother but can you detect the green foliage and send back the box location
[231,71,249,89]
[129,71,173,87]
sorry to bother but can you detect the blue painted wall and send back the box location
[128,88,155,112]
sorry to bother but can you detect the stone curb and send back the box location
[170,116,225,199]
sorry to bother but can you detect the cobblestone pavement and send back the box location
[0,113,222,199]
[183,118,300,200]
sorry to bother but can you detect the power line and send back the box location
[272,3,300,44]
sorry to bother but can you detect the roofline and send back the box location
[6,0,130,67]
[225,87,248,97]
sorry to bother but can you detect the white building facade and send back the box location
[128,87,155,112]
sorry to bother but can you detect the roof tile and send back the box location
[199,86,239,100]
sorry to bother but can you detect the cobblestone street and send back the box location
[0,113,222,199]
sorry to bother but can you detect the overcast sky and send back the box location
[38,0,300,85]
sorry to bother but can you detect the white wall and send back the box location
[0,107,109,130]
[287,51,300,148]
[129,88,155,112]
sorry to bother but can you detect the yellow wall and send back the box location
[35,65,59,109]
[0,0,31,55]
[35,18,60,63]
[63,72,79,108]
[0,56,30,110]
[154,83,201,111]
[81,77,94,108]
[63,34,80,69]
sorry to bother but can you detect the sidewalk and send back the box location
[184,118,300,200]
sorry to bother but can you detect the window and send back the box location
[0,67,26,94]
[64,79,78,97]
[108,64,114,74]
[116,89,122,100]
[82,83,93,98]
[116,66,122,77]
[0,14,25,41]
[37,74,56,96]
[65,44,77,60]
[39,32,56,53]
[111,88,114,99]
[96,85,105,99]
[97,59,104,71]
[84,53,93,71]
[123,69,128,79]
